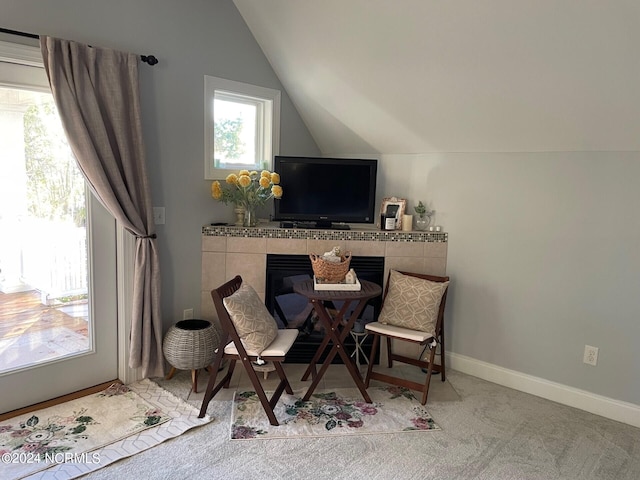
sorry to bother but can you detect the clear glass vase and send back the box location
[415,214,431,231]
[243,206,257,227]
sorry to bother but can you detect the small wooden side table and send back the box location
[294,279,382,402]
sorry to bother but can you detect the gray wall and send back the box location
[4,0,639,409]
[377,152,640,405]
[1,0,320,328]
[232,0,640,408]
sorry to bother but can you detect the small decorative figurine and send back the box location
[322,246,342,263]
[344,268,357,284]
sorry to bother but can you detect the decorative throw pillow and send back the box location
[223,283,278,355]
[377,270,449,336]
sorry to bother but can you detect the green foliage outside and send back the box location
[214,117,245,163]
[23,100,86,227]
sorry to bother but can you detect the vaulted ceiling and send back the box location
[233,0,640,155]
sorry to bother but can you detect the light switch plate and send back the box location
[153,207,165,225]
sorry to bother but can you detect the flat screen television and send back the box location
[273,156,378,230]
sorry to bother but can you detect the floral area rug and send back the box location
[0,379,212,480]
[231,386,440,440]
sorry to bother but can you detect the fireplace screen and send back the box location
[265,254,384,363]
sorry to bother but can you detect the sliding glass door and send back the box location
[0,41,118,413]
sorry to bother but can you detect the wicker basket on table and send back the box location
[309,251,352,283]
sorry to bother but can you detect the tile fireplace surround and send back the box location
[201,224,448,326]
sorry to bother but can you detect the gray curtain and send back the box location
[40,36,163,378]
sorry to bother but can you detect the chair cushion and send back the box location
[223,283,278,355]
[377,270,449,336]
[224,328,297,357]
[365,321,432,343]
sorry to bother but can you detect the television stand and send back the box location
[279,221,351,230]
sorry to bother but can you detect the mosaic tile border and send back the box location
[202,225,447,243]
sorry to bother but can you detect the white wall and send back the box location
[378,152,640,406]
[1,0,320,327]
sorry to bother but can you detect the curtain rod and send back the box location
[0,27,158,65]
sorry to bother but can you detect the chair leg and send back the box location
[223,360,236,388]
[240,357,280,426]
[364,333,379,388]
[439,329,446,382]
[421,344,438,405]
[273,361,294,395]
[198,349,228,418]
[269,362,293,414]
[386,336,393,368]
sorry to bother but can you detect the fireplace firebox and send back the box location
[265,254,384,363]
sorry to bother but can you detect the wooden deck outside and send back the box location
[0,290,89,372]
[0,290,88,339]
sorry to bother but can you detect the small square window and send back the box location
[205,75,280,179]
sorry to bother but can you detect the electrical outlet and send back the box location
[583,345,599,366]
[153,207,165,225]
[183,308,193,320]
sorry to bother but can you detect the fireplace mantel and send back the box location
[200,224,448,323]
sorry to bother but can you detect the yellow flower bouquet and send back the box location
[211,169,283,226]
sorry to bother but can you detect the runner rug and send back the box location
[0,379,212,479]
[231,385,440,440]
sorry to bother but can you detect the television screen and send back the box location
[273,156,377,229]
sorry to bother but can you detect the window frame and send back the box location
[204,75,281,179]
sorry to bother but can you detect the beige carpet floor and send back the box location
[78,364,640,480]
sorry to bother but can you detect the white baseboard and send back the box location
[447,352,640,429]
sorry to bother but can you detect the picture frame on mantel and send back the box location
[380,197,407,230]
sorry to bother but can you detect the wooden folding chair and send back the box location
[364,271,450,405]
[198,275,297,426]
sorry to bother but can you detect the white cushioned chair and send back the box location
[364,270,450,405]
[198,275,297,425]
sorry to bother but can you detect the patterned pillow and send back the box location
[223,283,278,355]
[377,270,449,336]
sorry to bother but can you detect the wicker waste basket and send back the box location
[163,319,220,393]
